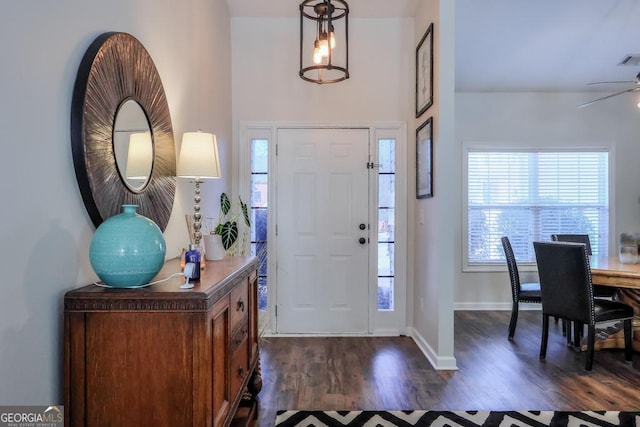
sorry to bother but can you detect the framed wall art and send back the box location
[415,23,434,118]
[416,117,433,199]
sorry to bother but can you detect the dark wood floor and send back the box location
[254,310,640,426]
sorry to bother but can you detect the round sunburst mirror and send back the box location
[71,32,176,231]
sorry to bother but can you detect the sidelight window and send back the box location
[378,139,395,310]
[250,139,268,310]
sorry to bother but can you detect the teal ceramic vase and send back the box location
[89,204,166,287]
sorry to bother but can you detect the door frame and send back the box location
[236,122,408,335]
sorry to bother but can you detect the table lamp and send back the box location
[177,131,221,246]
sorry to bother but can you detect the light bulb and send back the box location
[313,40,322,64]
[316,31,330,58]
[313,50,323,64]
[330,31,336,49]
[319,38,329,58]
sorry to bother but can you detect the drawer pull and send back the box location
[237,299,245,312]
[232,325,248,347]
[238,367,245,378]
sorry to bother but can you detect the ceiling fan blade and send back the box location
[577,87,640,108]
[587,80,637,86]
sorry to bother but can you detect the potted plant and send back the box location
[203,192,251,259]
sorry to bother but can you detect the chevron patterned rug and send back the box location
[274,410,640,426]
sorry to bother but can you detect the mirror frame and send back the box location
[71,32,176,231]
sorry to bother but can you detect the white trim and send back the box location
[461,142,614,272]
[372,125,408,333]
[409,327,458,371]
[239,121,408,335]
[261,332,403,338]
[238,125,277,326]
[260,328,456,371]
[454,302,541,311]
[607,142,617,255]
[463,262,539,274]
[368,130,377,333]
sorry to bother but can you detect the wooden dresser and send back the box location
[64,256,261,427]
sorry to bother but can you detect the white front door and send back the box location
[275,128,370,333]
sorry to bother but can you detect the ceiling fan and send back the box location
[577,72,640,108]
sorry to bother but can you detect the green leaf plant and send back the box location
[205,193,251,255]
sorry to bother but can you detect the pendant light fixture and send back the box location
[299,0,349,84]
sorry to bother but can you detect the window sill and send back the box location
[463,262,538,274]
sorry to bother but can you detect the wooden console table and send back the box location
[64,256,261,427]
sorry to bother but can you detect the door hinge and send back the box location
[275,224,278,236]
[276,143,278,156]
[275,305,277,317]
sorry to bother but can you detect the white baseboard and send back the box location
[261,331,401,338]
[408,327,458,371]
[260,328,458,371]
[454,302,542,311]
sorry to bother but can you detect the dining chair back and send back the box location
[533,241,633,370]
[550,233,615,299]
[501,236,541,340]
[550,234,592,255]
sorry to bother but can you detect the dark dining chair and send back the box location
[533,241,633,371]
[501,236,542,340]
[551,234,594,343]
[551,234,592,254]
[551,234,617,300]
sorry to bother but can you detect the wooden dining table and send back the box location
[589,255,640,351]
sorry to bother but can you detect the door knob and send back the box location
[359,223,366,230]
[359,237,367,245]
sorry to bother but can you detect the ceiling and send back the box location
[455,0,640,93]
[227,0,640,94]
[226,0,419,18]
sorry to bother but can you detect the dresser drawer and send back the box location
[230,336,249,400]
[230,279,248,329]
[230,317,248,355]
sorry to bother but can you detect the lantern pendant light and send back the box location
[299,0,349,84]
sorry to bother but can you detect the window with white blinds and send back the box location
[467,150,609,264]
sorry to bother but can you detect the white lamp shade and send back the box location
[126,132,153,179]
[177,131,221,179]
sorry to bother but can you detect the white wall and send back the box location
[408,1,457,369]
[0,0,232,404]
[230,4,458,369]
[231,17,414,123]
[455,91,640,308]
[230,16,416,334]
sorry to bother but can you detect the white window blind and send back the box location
[467,150,609,264]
